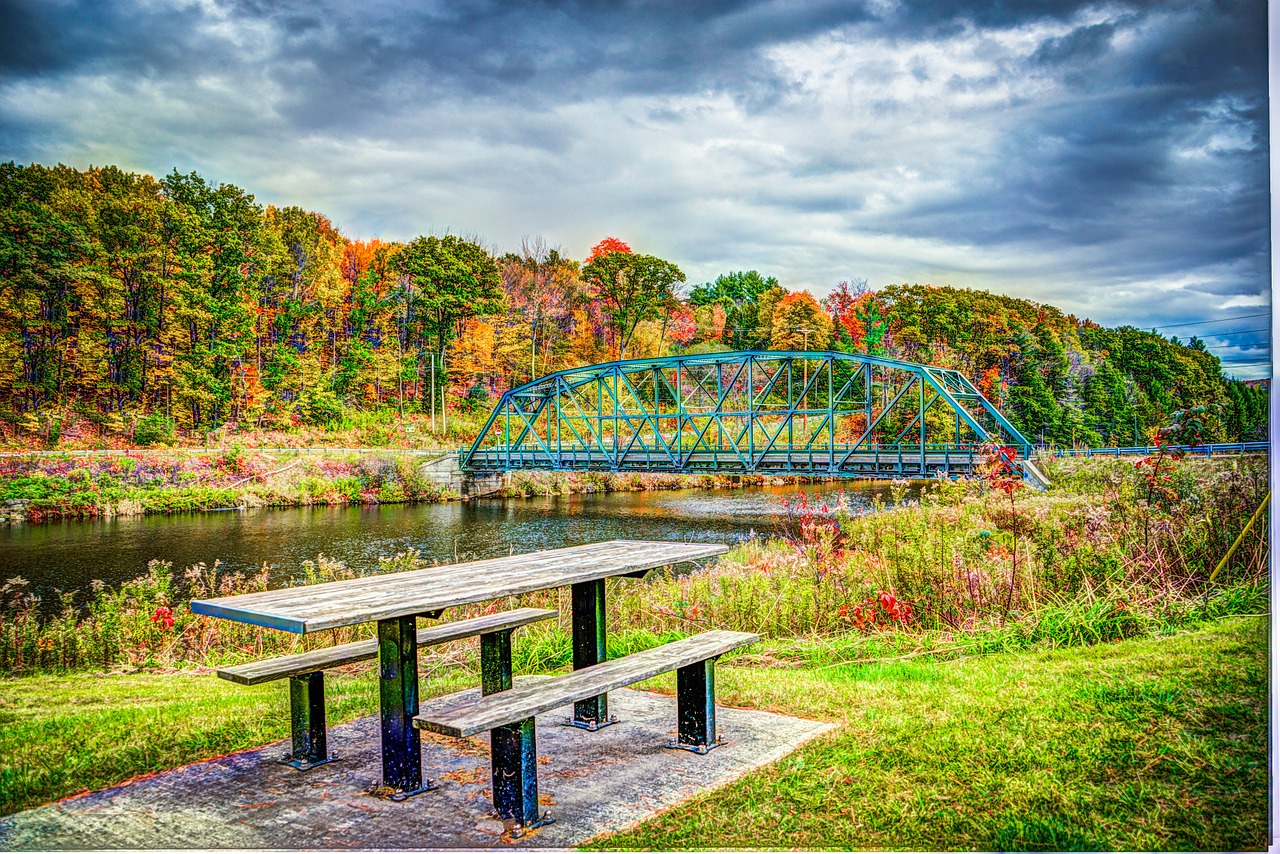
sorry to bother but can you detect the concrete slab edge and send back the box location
[575,716,840,848]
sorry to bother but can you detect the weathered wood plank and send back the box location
[191,540,727,634]
[217,608,557,685]
[413,630,758,737]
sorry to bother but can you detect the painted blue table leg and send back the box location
[491,717,554,834]
[377,615,436,799]
[279,671,339,770]
[668,657,723,754]
[568,578,616,730]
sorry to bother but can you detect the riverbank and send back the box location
[2,454,1266,674]
[0,448,780,524]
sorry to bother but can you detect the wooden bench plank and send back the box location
[217,608,557,685]
[190,540,729,633]
[414,630,758,737]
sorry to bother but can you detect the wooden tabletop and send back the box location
[189,540,728,634]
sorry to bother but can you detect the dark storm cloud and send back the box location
[855,0,1267,306]
[1029,21,1119,65]
[1,0,880,121]
[0,0,227,77]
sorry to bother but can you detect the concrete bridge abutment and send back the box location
[416,452,508,500]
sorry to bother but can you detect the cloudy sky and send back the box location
[0,0,1270,377]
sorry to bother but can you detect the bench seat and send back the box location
[413,629,757,832]
[415,629,757,737]
[217,607,557,685]
[219,607,556,770]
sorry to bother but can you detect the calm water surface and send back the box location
[1,480,920,600]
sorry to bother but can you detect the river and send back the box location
[0,480,921,602]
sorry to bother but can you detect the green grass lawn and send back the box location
[590,615,1269,851]
[0,616,1268,851]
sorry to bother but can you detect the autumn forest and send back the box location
[0,162,1267,448]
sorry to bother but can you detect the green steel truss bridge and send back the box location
[463,350,1048,486]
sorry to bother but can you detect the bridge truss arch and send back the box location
[463,350,1042,483]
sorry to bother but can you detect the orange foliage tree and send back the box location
[447,318,498,412]
[585,236,631,263]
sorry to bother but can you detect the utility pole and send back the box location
[801,327,810,435]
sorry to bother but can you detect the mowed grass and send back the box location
[0,616,1268,851]
[588,615,1269,852]
[0,666,471,817]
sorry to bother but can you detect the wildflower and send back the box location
[151,606,175,629]
[877,591,912,622]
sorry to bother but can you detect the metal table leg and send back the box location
[668,657,723,753]
[480,629,514,696]
[376,615,436,799]
[491,717,553,834]
[568,578,616,729]
[481,628,554,833]
[279,671,339,770]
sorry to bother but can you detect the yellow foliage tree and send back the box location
[769,291,833,351]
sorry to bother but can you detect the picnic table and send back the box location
[190,539,728,799]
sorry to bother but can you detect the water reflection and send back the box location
[1,479,923,600]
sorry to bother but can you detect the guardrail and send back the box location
[1051,442,1269,458]
[0,447,461,458]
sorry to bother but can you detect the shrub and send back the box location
[300,389,344,426]
[333,476,362,502]
[359,456,396,488]
[134,414,176,448]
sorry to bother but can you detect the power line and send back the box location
[1151,312,1270,331]
[1195,327,1271,340]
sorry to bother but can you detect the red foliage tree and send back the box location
[826,280,867,343]
[667,305,697,348]
[585,236,632,264]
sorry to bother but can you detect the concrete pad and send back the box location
[0,683,835,850]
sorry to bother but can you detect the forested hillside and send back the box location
[875,285,1267,446]
[0,162,1266,448]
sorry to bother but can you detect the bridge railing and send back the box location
[1051,442,1269,458]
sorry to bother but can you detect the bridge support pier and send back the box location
[415,455,509,499]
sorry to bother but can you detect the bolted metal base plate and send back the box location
[277,752,341,772]
[365,779,439,802]
[562,715,618,732]
[664,737,726,755]
[501,812,556,838]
